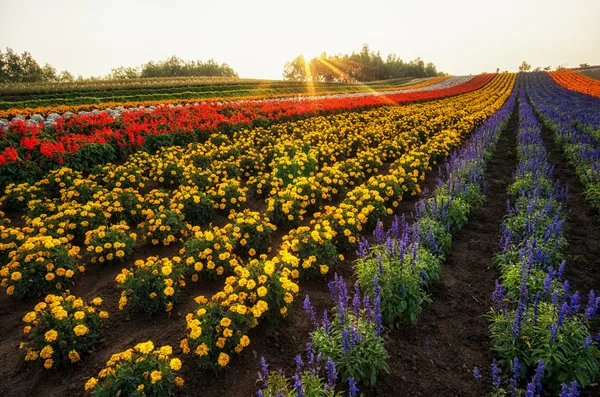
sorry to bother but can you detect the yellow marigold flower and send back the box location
[44,329,58,342]
[161,265,172,276]
[170,358,182,371]
[320,265,329,275]
[135,341,155,354]
[6,285,15,295]
[174,376,185,387]
[45,273,55,281]
[44,358,53,369]
[73,324,89,336]
[40,345,54,359]
[180,338,190,354]
[116,250,125,258]
[257,286,267,297]
[195,343,209,356]
[217,352,229,367]
[11,271,21,281]
[99,311,109,319]
[223,328,233,338]
[74,311,85,320]
[23,325,32,334]
[137,384,145,391]
[164,286,175,296]
[23,311,37,323]
[84,377,98,390]
[150,370,162,384]
[220,317,232,328]
[68,349,80,363]
[240,335,250,347]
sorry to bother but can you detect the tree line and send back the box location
[0,48,238,84]
[283,44,444,82]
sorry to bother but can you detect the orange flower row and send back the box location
[0,77,448,119]
[548,70,600,99]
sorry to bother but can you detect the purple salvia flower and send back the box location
[584,335,593,348]
[550,322,558,341]
[493,280,506,312]
[563,280,570,296]
[323,311,330,335]
[341,328,350,353]
[304,295,317,327]
[473,367,482,379]
[259,356,269,383]
[558,260,566,280]
[491,359,501,389]
[513,357,521,379]
[525,382,536,397]
[348,378,360,397]
[533,360,545,392]
[353,283,361,314]
[558,301,569,326]
[294,354,304,374]
[570,291,581,315]
[292,374,304,397]
[584,290,598,321]
[325,357,337,389]
[374,220,385,243]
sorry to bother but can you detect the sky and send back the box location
[1,0,599,79]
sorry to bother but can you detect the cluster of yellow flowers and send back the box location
[21,293,107,369]
[0,235,82,298]
[84,223,136,264]
[84,340,184,396]
[116,256,186,314]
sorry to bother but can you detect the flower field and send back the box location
[2,70,600,397]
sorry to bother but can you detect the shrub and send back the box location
[138,209,188,246]
[0,236,83,299]
[116,256,186,314]
[21,293,108,369]
[84,341,184,396]
[84,224,136,265]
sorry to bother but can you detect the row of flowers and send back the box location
[0,76,451,119]
[0,74,495,186]
[484,83,600,396]
[548,70,600,99]
[524,72,600,212]
[353,73,517,330]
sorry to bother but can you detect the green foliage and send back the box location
[488,303,600,392]
[355,244,438,327]
[311,313,389,386]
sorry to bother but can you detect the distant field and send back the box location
[0,76,418,111]
[573,66,600,81]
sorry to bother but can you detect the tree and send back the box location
[57,70,74,82]
[543,66,552,71]
[518,61,531,72]
[579,63,590,68]
[533,67,542,72]
[110,66,141,79]
[283,55,307,81]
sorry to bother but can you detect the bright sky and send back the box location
[1,0,598,79]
